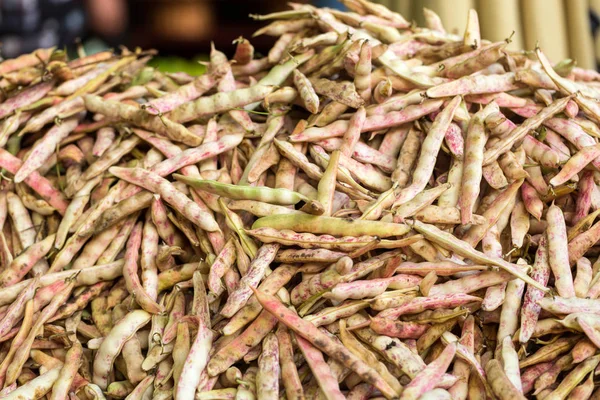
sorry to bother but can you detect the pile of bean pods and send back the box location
[2,1,600,399]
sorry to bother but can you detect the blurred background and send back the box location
[387,0,600,70]
[1,0,599,72]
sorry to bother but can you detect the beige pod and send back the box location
[521,0,569,61]
[477,0,524,51]
[565,0,595,70]
[419,0,475,34]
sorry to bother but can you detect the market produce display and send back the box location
[1,0,600,398]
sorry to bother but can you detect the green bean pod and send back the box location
[175,175,310,205]
[252,214,410,237]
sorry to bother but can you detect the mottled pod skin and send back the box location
[4,3,600,396]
